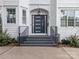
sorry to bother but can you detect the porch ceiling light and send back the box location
[38,9,41,15]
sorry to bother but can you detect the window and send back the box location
[61,10,67,26]
[61,10,79,27]
[7,8,16,23]
[68,11,75,26]
[61,16,67,26]
[22,10,26,24]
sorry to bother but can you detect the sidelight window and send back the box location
[22,10,26,24]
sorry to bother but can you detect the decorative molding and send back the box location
[20,6,28,9]
[29,4,50,6]
[3,5,18,7]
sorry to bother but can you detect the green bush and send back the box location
[62,35,79,47]
[69,35,78,47]
[61,39,70,45]
[76,40,79,47]
[0,31,16,46]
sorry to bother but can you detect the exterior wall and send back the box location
[0,0,3,6]
[18,0,29,26]
[2,0,79,41]
[29,0,50,35]
[1,0,19,38]
[57,0,79,40]
[28,0,56,35]
[50,0,56,26]
[29,0,50,4]
[3,0,18,6]
[2,0,29,38]
[0,0,57,38]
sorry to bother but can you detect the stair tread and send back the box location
[24,41,54,42]
[21,44,57,46]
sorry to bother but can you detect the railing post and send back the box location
[18,26,20,46]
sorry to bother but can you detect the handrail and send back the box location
[18,26,29,45]
[50,26,60,43]
[19,26,29,36]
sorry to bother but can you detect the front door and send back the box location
[32,15,47,34]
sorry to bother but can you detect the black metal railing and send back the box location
[18,26,60,45]
[18,26,29,45]
[50,26,60,43]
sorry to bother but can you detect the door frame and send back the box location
[32,15,48,35]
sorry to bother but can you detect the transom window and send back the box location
[22,10,26,24]
[7,8,16,23]
[61,10,79,27]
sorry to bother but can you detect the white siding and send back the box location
[19,0,29,7]
[2,6,19,38]
[0,0,19,38]
[2,0,79,40]
[3,0,18,6]
[50,0,56,26]
[57,0,79,7]
[18,0,29,26]
[57,0,79,40]
[29,0,50,4]
[28,0,52,35]
[0,0,3,6]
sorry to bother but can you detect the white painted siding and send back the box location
[0,0,19,39]
[28,0,52,35]
[57,0,79,40]
[0,0,3,6]
[19,0,29,7]
[29,0,50,4]
[3,0,18,6]
[1,0,79,40]
[18,0,29,27]
[50,0,56,26]
[57,0,79,7]
[2,6,19,38]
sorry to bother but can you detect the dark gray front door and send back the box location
[32,15,47,33]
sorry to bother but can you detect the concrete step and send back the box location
[20,43,57,46]
[24,41,55,44]
[19,35,57,46]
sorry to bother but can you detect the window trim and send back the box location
[22,9,26,24]
[7,8,16,24]
[61,9,79,27]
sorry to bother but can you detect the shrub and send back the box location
[0,30,16,46]
[62,35,79,47]
[68,35,78,47]
[61,39,70,45]
[76,40,79,47]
